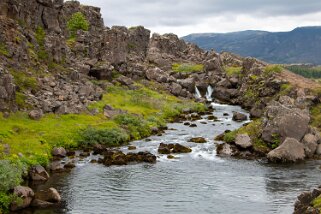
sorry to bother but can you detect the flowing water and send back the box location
[30,103,321,214]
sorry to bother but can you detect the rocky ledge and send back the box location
[294,186,321,214]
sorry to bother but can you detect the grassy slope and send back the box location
[0,84,204,166]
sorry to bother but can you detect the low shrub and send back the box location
[67,12,89,38]
[172,63,204,73]
[79,127,129,147]
[224,66,242,76]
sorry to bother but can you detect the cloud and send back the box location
[77,0,321,36]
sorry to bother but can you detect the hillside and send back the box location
[183,27,321,65]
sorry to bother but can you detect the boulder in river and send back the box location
[294,187,321,214]
[158,143,192,154]
[10,186,34,211]
[35,187,61,203]
[172,143,192,153]
[232,112,247,122]
[189,137,207,143]
[102,150,157,166]
[235,134,252,149]
[302,133,318,158]
[29,165,50,182]
[267,138,305,163]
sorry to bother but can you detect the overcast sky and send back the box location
[78,0,321,37]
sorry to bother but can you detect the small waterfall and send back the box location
[205,85,214,101]
[194,86,202,99]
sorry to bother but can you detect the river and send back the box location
[29,103,321,214]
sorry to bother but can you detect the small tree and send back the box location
[67,12,89,37]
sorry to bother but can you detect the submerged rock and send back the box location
[158,143,192,154]
[232,112,247,121]
[267,138,305,163]
[102,150,156,166]
[189,137,207,143]
[35,188,61,203]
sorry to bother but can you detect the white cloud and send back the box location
[77,0,321,36]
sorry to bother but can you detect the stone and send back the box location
[35,188,61,203]
[216,143,237,156]
[189,137,207,143]
[93,143,106,155]
[29,165,50,181]
[10,186,34,211]
[232,112,247,121]
[316,144,321,155]
[158,143,172,154]
[52,147,67,157]
[167,154,175,159]
[235,134,252,149]
[262,100,310,143]
[49,161,64,172]
[267,138,305,163]
[128,145,137,150]
[189,124,197,127]
[172,143,192,153]
[31,199,54,208]
[28,110,43,120]
[171,82,183,96]
[302,134,318,158]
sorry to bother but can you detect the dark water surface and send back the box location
[31,103,321,214]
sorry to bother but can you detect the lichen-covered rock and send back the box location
[28,110,43,120]
[232,112,248,122]
[189,137,207,144]
[52,147,66,157]
[302,133,318,158]
[267,138,305,163]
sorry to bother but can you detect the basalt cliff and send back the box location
[0,0,321,213]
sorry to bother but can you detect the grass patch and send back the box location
[172,63,204,73]
[223,131,237,143]
[67,12,89,38]
[312,196,321,210]
[35,26,48,61]
[311,104,321,131]
[264,65,282,76]
[0,43,9,57]
[224,66,242,76]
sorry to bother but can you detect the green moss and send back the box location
[279,83,293,96]
[67,12,89,38]
[0,43,9,57]
[312,196,321,210]
[311,104,321,130]
[172,63,204,73]
[66,37,76,48]
[224,131,237,143]
[9,69,38,92]
[224,66,242,76]
[35,26,48,61]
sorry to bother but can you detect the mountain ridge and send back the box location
[183,26,321,65]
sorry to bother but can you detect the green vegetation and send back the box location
[264,65,282,76]
[312,195,321,211]
[35,26,48,61]
[79,127,129,147]
[0,84,204,168]
[279,83,293,96]
[223,119,270,153]
[224,66,242,76]
[67,12,89,38]
[172,63,204,73]
[311,104,321,131]
[0,43,9,57]
[9,69,38,92]
[0,160,24,212]
[285,65,321,79]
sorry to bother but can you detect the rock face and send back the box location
[10,186,34,211]
[262,98,310,144]
[267,138,305,163]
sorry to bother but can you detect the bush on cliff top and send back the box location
[67,12,89,37]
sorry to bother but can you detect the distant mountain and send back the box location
[183,27,321,65]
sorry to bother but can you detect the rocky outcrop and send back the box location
[235,134,252,149]
[262,97,310,144]
[100,150,156,166]
[294,186,321,214]
[267,138,305,163]
[29,165,50,181]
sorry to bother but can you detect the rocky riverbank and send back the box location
[0,0,320,213]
